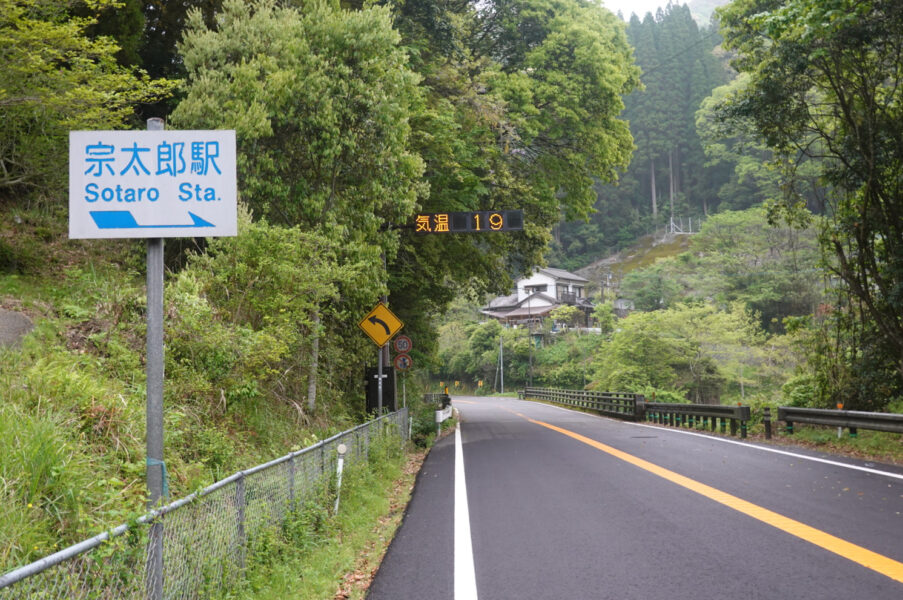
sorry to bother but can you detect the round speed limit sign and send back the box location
[393,335,412,353]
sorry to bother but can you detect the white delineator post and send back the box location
[334,443,348,514]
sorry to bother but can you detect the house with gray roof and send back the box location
[481,267,594,327]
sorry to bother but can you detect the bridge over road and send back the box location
[368,395,903,599]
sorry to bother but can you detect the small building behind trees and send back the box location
[481,268,595,329]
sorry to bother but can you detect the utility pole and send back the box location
[499,333,504,394]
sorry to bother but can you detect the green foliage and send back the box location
[589,302,791,404]
[717,0,903,401]
[0,210,391,572]
[408,399,440,448]
[621,263,683,311]
[550,3,731,269]
[694,75,792,211]
[549,305,583,329]
[171,0,424,245]
[781,374,817,408]
[0,0,174,196]
[168,211,382,421]
[140,1,224,79]
[533,331,598,389]
[614,207,823,332]
[593,302,616,336]
[387,0,639,345]
[231,434,407,599]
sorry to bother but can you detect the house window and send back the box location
[526,284,547,294]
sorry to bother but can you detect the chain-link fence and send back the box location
[0,408,409,599]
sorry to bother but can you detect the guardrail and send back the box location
[779,407,903,436]
[0,408,409,599]
[521,387,643,421]
[520,388,751,437]
[645,402,751,438]
[424,392,451,408]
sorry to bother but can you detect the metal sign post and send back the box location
[378,344,385,414]
[393,337,413,410]
[145,118,164,600]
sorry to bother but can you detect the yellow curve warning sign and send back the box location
[358,303,403,347]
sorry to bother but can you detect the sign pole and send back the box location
[377,344,384,414]
[145,118,164,600]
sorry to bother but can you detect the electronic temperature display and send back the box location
[413,210,523,234]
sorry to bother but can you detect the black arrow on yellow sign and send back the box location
[368,316,391,335]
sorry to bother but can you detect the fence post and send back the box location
[730,419,738,436]
[288,454,296,511]
[764,407,772,440]
[236,472,246,570]
[634,395,645,422]
[146,515,163,600]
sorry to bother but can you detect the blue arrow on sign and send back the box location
[90,211,214,230]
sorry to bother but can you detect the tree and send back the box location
[717,0,903,385]
[387,0,639,353]
[140,1,224,79]
[695,76,782,211]
[171,0,424,244]
[0,0,173,196]
[550,4,731,271]
[620,262,682,311]
[550,305,583,329]
[593,302,616,336]
[175,210,383,413]
[484,0,639,220]
[590,302,773,404]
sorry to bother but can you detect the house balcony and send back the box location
[558,291,578,305]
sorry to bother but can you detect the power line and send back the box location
[637,29,723,78]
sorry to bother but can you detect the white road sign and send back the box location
[69,130,237,239]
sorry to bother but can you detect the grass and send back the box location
[0,204,400,574]
[747,424,903,466]
[579,231,692,285]
[217,435,424,600]
[616,233,691,274]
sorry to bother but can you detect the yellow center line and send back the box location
[527,417,903,584]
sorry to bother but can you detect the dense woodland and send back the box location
[2,0,903,572]
[548,2,734,268]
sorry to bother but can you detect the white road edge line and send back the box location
[510,398,903,482]
[455,426,479,600]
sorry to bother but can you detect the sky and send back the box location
[602,0,668,20]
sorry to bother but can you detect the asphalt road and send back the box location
[368,396,903,599]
